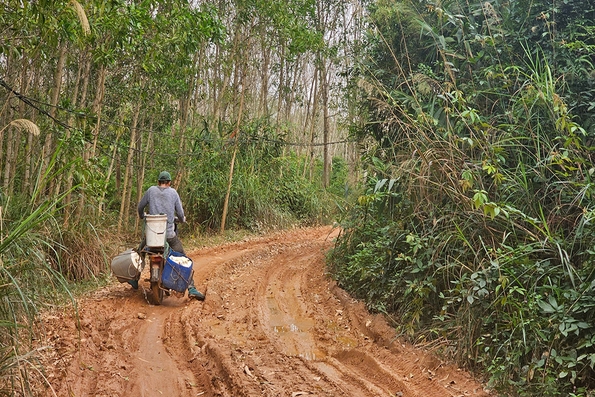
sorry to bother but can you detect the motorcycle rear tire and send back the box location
[148,280,164,305]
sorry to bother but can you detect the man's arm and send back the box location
[138,189,150,218]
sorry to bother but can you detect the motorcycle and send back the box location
[111,215,193,306]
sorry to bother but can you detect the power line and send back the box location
[0,78,71,130]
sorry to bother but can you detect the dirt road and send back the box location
[36,226,490,396]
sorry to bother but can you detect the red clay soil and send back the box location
[34,226,492,397]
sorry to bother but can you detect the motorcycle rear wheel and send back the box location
[148,280,164,305]
[146,253,165,305]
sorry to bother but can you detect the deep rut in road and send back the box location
[35,226,491,397]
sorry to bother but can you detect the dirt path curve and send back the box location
[37,226,491,397]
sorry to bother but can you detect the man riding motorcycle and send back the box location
[132,170,205,301]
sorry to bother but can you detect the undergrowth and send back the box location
[329,0,595,395]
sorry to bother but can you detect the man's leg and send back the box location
[167,236,185,254]
[125,240,147,289]
[127,237,148,289]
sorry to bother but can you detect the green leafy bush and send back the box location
[331,0,595,395]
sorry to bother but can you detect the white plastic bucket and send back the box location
[145,214,168,247]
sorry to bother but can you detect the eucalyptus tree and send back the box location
[0,1,84,198]
[193,0,352,230]
[1,0,356,234]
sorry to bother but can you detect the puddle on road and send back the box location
[266,294,360,361]
[336,335,358,348]
[267,296,325,360]
[273,320,312,334]
[326,320,359,349]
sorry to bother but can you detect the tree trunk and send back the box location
[221,67,246,234]
[259,42,270,117]
[6,57,31,196]
[23,71,41,197]
[38,42,67,198]
[76,63,105,220]
[135,117,154,233]
[90,64,106,158]
[174,54,198,191]
[0,51,15,175]
[276,41,285,127]
[307,67,320,180]
[117,104,141,233]
[212,43,222,121]
[315,0,332,188]
[2,56,18,193]
[302,60,317,160]
[2,125,15,194]
[321,59,330,188]
[98,108,126,215]
[62,52,85,227]
[79,53,92,106]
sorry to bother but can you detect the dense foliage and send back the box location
[330,0,595,395]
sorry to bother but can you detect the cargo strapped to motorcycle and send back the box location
[162,250,193,292]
